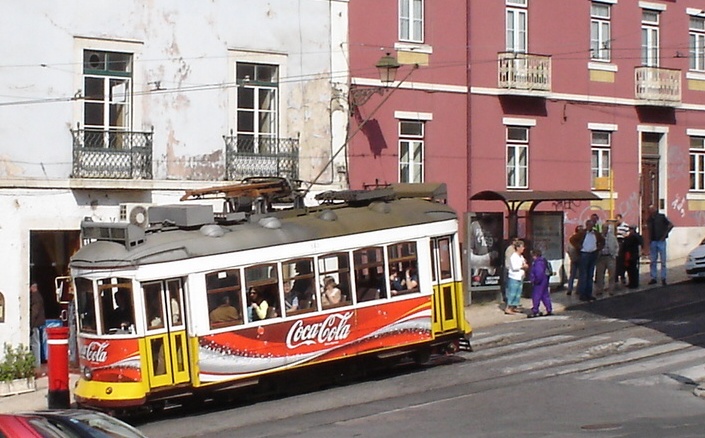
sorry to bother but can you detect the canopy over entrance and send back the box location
[469,190,601,237]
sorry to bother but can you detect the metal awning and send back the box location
[470,190,601,236]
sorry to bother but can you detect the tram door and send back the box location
[430,236,459,332]
[142,279,190,388]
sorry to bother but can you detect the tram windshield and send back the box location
[74,277,135,335]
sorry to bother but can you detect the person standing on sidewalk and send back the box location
[566,225,583,295]
[622,225,643,288]
[646,204,673,285]
[594,223,619,296]
[615,214,630,286]
[505,239,528,315]
[29,282,46,375]
[528,249,553,318]
[570,219,605,302]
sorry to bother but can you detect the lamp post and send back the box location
[348,52,402,110]
[305,53,417,192]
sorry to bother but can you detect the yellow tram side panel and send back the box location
[431,280,471,337]
[74,338,152,407]
[455,280,472,336]
[188,336,203,387]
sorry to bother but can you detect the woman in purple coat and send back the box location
[528,249,553,318]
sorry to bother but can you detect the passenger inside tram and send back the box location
[290,261,315,309]
[209,295,240,325]
[320,276,343,307]
[248,287,270,321]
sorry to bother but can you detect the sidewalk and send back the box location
[0,259,697,413]
[466,257,690,328]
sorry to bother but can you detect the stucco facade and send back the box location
[0,1,349,351]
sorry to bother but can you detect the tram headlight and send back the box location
[82,366,93,381]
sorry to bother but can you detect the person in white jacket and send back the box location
[505,240,528,315]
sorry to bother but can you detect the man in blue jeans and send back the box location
[646,204,673,285]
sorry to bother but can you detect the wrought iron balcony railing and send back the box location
[223,134,299,181]
[70,128,153,179]
[498,52,552,92]
[634,67,681,105]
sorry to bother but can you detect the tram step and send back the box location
[458,337,473,352]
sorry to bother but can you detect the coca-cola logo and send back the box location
[80,341,109,363]
[286,312,353,349]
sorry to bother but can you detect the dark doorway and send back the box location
[640,132,662,253]
[29,231,81,319]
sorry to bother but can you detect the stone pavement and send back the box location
[0,258,699,414]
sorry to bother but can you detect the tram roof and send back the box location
[70,196,457,270]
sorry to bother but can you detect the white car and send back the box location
[686,237,705,280]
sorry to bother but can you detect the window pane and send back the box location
[507,127,527,141]
[591,131,610,146]
[237,64,255,82]
[75,277,96,334]
[400,120,423,136]
[207,269,243,329]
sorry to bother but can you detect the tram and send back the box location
[70,178,471,409]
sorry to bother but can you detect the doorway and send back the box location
[640,131,663,251]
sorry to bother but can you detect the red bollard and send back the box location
[46,326,70,409]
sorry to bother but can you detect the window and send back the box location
[690,16,705,72]
[75,277,96,334]
[143,282,165,330]
[236,63,279,153]
[506,2,527,53]
[591,131,611,189]
[353,247,386,302]
[506,126,528,189]
[206,269,243,329]
[399,120,424,183]
[282,258,316,315]
[318,253,352,309]
[387,242,420,296]
[641,10,660,67]
[399,0,424,43]
[245,263,280,321]
[590,3,611,61]
[82,50,133,148]
[97,278,134,335]
[690,136,705,191]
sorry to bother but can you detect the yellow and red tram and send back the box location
[70,180,470,409]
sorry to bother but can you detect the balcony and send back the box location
[223,134,299,181]
[70,128,153,179]
[498,52,551,93]
[634,67,681,106]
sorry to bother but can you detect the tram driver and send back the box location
[108,289,134,332]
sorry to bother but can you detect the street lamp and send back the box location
[349,52,402,110]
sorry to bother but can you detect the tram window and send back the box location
[167,279,183,326]
[74,277,96,334]
[437,237,453,280]
[318,253,352,309]
[282,258,315,314]
[97,278,134,335]
[143,282,165,330]
[206,269,243,329]
[353,247,386,302]
[387,241,420,296]
[245,263,280,321]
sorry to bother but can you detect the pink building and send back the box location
[349,0,705,265]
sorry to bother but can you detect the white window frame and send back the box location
[398,120,424,184]
[590,2,611,62]
[399,0,424,43]
[591,130,611,190]
[506,5,527,53]
[81,50,133,148]
[690,16,705,72]
[690,135,705,192]
[506,126,528,189]
[235,62,279,153]
[641,10,660,67]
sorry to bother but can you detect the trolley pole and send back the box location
[46,326,71,409]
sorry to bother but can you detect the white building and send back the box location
[0,1,350,351]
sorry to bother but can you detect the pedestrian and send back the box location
[566,225,583,295]
[528,249,553,318]
[502,236,519,304]
[505,239,528,315]
[569,219,605,302]
[622,226,643,288]
[590,212,603,234]
[615,213,630,286]
[29,282,46,375]
[594,222,619,296]
[646,204,673,285]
